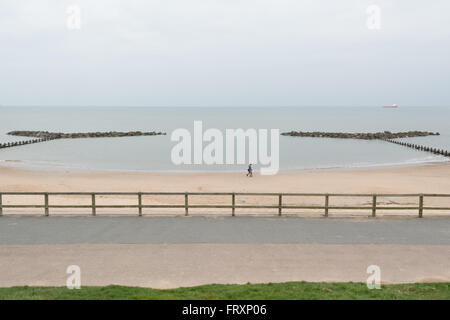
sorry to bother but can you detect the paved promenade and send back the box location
[1,216,449,245]
[1,217,449,288]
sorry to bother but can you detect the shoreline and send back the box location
[0,156,448,175]
[1,162,450,193]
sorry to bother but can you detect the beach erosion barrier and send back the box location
[281,130,449,158]
[280,130,440,139]
[0,131,166,149]
[384,139,450,157]
[2,130,448,158]
[0,137,56,149]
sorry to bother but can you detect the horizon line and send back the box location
[2,105,450,108]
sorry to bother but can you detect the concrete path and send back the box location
[0,217,449,288]
[1,216,449,245]
[1,244,449,288]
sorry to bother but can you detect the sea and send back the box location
[0,106,449,173]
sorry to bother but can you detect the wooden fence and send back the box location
[0,192,450,217]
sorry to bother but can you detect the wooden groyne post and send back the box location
[384,139,450,158]
[0,138,50,149]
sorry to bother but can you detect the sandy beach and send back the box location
[2,164,449,287]
[2,162,450,193]
[1,163,450,216]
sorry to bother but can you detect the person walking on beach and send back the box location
[246,163,253,177]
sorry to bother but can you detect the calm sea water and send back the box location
[0,106,449,172]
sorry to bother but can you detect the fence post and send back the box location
[278,194,282,216]
[138,192,142,217]
[232,193,235,216]
[324,194,329,217]
[91,193,96,216]
[185,192,189,216]
[44,193,49,216]
[372,195,377,217]
[419,194,424,218]
[0,193,2,216]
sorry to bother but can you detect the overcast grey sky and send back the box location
[1,0,449,107]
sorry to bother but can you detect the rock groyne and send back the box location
[0,131,166,150]
[281,130,449,158]
[281,131,439,140]
[8,130,166,139]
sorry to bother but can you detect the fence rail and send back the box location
[0,192,449,217]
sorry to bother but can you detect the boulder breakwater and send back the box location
[281,130,449,158]
[8,130,166,139]
[281,131,439,140]
[2,130,448,159]
[0,130,166,149]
